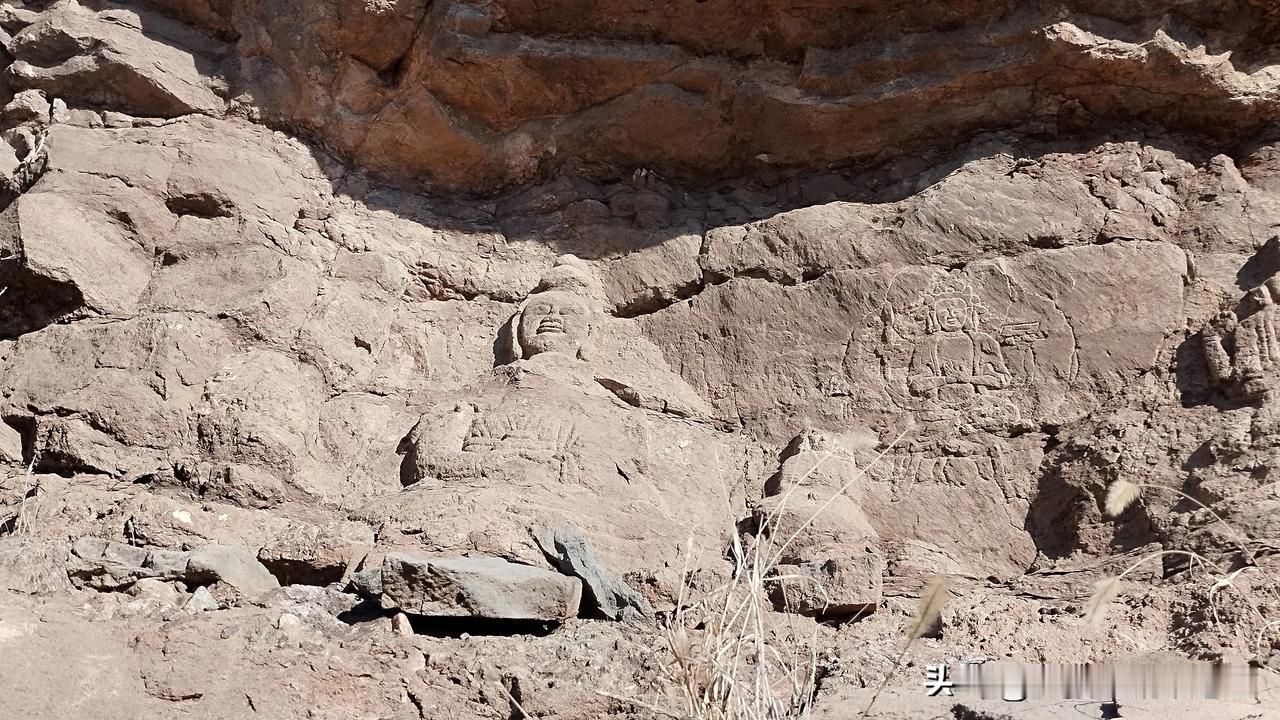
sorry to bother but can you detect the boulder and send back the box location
[0,183,156,336]
[755,430,886,616]
[380,553,582,622]
[532,520,652,621]
[6,3,226,118]
[183,585,219,613]
[348,563,383,600]
[769,551,884,617]
[185,545,280,595]
[257,519,372,586]
[67,536,152,590]
[0,538,72,595]
[2,89,50,124]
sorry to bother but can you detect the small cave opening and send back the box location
[165,191,235,219]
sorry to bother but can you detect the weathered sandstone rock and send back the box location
[111,0,1280,192]
[0,1,1274,717]
[0,538,71,595]
[7,2,226,118]
[185,544,280,595]
[380,552,582,621]
[756,430,885,616]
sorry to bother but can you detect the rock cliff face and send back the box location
[15,0,1280,192]
[0,1,1277,718]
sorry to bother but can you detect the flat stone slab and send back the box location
[185,545,280,595]
[380,553,581,622]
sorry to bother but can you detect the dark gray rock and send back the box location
[380,553,581,622]
[68,536,151,590]
[532,520,653,621]
[348,564,382,600]
[185,545,280,595]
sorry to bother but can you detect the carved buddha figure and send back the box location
[1202,276,1280,402]
[377,255,759,601]
[402,256,604,487]
[908,277,1016,433]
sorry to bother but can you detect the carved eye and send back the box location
[527,303,551,315]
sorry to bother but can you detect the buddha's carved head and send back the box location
[517,290,591,358]
[509,255,605,361]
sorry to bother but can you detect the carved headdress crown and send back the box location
[528,254,608,308]
[922,276,980,306]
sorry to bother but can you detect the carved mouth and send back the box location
[536,318,565,335]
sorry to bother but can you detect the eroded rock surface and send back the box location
[0,1,1276,718]
[126,0,1280,192]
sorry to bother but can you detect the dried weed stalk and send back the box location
[857,576,949,720]
[607,431,907,720]
[1094,479,1279,656]
[6,459,38,537]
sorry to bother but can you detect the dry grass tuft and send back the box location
[907,577,948,640]
[650,535,821,720]
[1094,479,1279,650]
[605,432,905,720]
[7,459,39,537]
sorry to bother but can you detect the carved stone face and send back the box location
[517,290,591,358]
[932,297,968,332]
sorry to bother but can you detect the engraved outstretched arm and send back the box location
[969,369,1010,389]
[909,374,950,393]
[970,366,1011,389]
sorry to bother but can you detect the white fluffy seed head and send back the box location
[908,577,949,640]
[1084,576,1122,625]
[1105,479,1141,517]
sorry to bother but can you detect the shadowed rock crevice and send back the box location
[256,556,345,587]
[0,268,85,338]
[165,191,235,218]
[401,615,560,638]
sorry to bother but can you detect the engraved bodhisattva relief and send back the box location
[880,276,1022,491]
